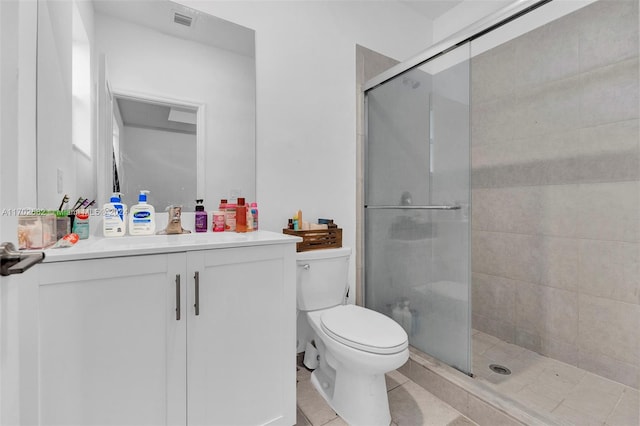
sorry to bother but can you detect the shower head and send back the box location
[402,76,421,89]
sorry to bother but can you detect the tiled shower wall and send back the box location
[471,0,639,388]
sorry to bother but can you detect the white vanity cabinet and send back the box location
[36,237,297,426]
[186,246,295,425]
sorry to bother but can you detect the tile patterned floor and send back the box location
[296,363,477,426]
[472,330,639,426]
[297,331,639,425]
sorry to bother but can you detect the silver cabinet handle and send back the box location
[175,274,181,321]
[194,271,200,316]
[365,205,461,210]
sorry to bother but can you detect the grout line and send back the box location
[603,390,626,424]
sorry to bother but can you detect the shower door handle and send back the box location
[365,205,461,210]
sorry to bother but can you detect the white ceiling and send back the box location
[92,0,255,57]
[398,0,464,20]
[116,97,197,135]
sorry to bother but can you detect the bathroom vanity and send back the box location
[33,231,298,426]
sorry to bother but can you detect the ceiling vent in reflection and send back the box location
[173,12,193,27]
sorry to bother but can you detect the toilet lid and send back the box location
[320,305,408,355]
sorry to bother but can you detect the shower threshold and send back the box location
[400,331,638,425]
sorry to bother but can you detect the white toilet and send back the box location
[296,247,409,426]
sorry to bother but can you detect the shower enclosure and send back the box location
[364,44,471,374]
[364,0,639,423]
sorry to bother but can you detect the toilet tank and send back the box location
[297,247,351,311]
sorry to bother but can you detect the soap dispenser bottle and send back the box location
[103,192,127,237]
[195,199,207,233]
[129,190,156,235]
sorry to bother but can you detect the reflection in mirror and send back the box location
[114,95,198,210]
[36,0,256,212]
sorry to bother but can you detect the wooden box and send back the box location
[282,228,342,252]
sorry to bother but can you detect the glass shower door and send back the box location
[364,44,471,373]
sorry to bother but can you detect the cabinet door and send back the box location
[187,245,296,426]
[37,254,187,426]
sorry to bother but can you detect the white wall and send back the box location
[177,0,434,301]
[1,0,37,234]
[1,2,39,425]
[95,13,256,207]
[36,0,95,210]
[37,0,73,210]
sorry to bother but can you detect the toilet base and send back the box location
[310,366,392,426]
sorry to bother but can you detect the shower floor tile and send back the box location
[472,330,639,425]
[296,363,477,426]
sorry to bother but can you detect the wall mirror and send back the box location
[36,0,256,212]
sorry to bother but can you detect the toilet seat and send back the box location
[320,305,408,355]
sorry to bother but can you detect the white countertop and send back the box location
[43,230,301,262]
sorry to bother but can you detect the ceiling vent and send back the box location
[173,12,193,27]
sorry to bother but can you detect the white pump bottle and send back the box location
[128,190,156,235]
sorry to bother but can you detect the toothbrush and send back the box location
[70,197,85,211]
[58,194,69,211]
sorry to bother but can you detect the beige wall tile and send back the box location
[515,280,543,336]
[472,187,542,234]
[472,314,516,345]
[516,283,578,345]
[578,240,640,304]
[578,294,640,367]
[510,15,580,90]
[539,237,579,292]
[539,184,580,238]
[358,44,399,83]
[516,76,582,140]
[576,181,640,242]
[514,329,542,354]
[578,119,640,183]
[540,286,579,344]
[471,96,521,146]
[539,335,579,367]
[578,349,639,389]
[576,0,639,72]
[472,273,516,324]
[580,58,639,128]
[471,41,517,103]
[469,0,639,396]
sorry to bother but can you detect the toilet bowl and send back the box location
[296,248,409,426]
